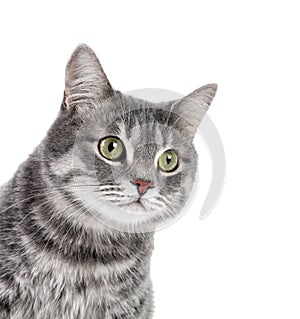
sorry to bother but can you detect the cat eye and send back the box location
[158,150,179,172]
[98,136,125,161]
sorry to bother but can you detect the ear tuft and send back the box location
[171,83,218,138]
[64,44,114,111]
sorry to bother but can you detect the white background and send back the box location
[0,1,300,318]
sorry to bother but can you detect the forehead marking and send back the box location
[117,121,134,165]
[116,112,179,167]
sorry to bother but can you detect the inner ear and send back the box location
[64,44,114,112]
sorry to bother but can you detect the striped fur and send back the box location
[0,44,217,318]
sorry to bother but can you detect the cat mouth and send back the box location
[119,199,147,212]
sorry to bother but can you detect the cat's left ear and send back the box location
[63,44,114,112]
[171,84,218,138]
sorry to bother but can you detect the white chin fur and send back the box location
[77,191,165,232]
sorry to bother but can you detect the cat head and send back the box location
[44,44,217,233]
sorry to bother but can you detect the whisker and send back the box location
[0,184,111,216]
[156,195,172,206]
[101,193,126,198]
[98,187,123,192]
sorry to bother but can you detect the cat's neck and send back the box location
[9,155,155,266]
[22,193,154,265]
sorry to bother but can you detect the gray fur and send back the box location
[0,44,217,318]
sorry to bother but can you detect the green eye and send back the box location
[98,136,124,161]
[158,150,179,172]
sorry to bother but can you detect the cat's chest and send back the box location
[13,278,107,319]
[11,253,148,319]
[12,264,129,318]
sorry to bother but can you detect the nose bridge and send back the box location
[131,144,157,180]
[135,162,152,180]
[131,160,154,182]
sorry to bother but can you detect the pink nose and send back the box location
[132,179,153,195]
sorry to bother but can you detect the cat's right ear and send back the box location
[63,44,114,112]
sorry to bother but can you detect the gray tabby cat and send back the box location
[0,44,217,319]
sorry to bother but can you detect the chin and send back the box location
[118,198,163,214]
[81,198,159,233]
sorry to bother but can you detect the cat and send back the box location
[0,44,217,319]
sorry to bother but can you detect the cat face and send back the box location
[44,44,217,233]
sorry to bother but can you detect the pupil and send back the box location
[166,155,172,165]
[108,141,116,152]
